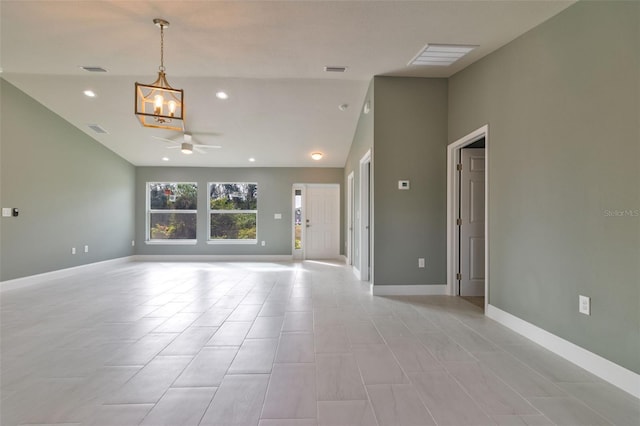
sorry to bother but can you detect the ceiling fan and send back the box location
[153,133,221,154]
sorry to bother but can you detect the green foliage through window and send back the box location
[209,183,258,241]
[148,182,197,240]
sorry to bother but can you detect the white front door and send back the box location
[305,185,340,259]
[459,148,485,296]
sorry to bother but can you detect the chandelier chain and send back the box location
[159,23,165,72]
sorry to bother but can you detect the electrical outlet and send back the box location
[71,247,76,255]
[579,295,591,315]
[84,245,89,253]
[418,258,425,268]
[2,208,11,217]
[261,241,266,246]
[131,240,135,247]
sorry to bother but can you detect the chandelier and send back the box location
[135,18,184,131]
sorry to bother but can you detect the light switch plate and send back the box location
[2,208,11,217]
[274,213,282,219]
[579,295,591,315]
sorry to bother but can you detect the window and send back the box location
[147,183,197,242]
[209,183,258,243]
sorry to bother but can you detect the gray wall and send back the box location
[344,80,374,271]
[0,79,136,281]
[136,167,344,256]
[448,1,639,373]
[373,77,448,286]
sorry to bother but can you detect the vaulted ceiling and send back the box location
[1,0,574,167]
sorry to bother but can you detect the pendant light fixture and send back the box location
[135,18,184,131]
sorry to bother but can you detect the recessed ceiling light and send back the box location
[248,158,256,162]
[83,90,96,97]
[311,152,323,161]
[162,157,169,161]
[409,44,477,67]
[216,91,229,100]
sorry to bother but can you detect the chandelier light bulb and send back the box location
[154,94,164,115]
[168,100,177,117]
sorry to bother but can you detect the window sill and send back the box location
[207,240,257,245]
[145,240,198,245]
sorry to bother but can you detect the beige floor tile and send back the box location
[316,353,367,401]
[367,384,436,425]
[199,374,270,426]
[261,363,317,419]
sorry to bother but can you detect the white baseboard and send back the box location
[131,254,293,262]
[352,267,362,280]
[372,284,447,296]
[486,304,640,399]
[0,256,133,292]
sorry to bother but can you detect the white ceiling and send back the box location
[0,0,574,167]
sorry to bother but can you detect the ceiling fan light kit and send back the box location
[135,18,184,131]
[181,142,193,154]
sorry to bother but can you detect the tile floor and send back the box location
[1,261,638,426]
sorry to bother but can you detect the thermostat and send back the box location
[398,180,410,190]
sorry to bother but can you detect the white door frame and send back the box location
[359,150,372,282]
[347,171,355,266]
[447,125,489,310]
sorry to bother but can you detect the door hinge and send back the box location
[456,163,462,171]
[456,273,462,281]
[456,218,462,226]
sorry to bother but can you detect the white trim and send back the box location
[347,171,355,266]
[352,267,362,280]
[487,304,640,399]
[146,240,198,245]
[0,256,133,292]
[359,150,372,282]
[132,254,293,262]
[447,125,489,310]
[207,240,257,245]
[371,284,447,296]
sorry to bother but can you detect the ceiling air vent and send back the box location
[88,124,108,134]
[409,44,477,67]
[80,66,107,73]
[324,66,347,73]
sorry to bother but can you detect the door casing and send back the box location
[447,125,489,310]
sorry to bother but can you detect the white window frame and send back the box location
[146,182,198,245]
[208,182,258,245]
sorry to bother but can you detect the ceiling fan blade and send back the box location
[152,135,178,144]
[190,131,223,137]
[166,146,180,149]
[193,146,207,154]
[193,144,222,149]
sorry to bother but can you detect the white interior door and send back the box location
[459,148,485,296]
[305,185,340,259]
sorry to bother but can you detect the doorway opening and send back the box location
[447,125,489,311]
